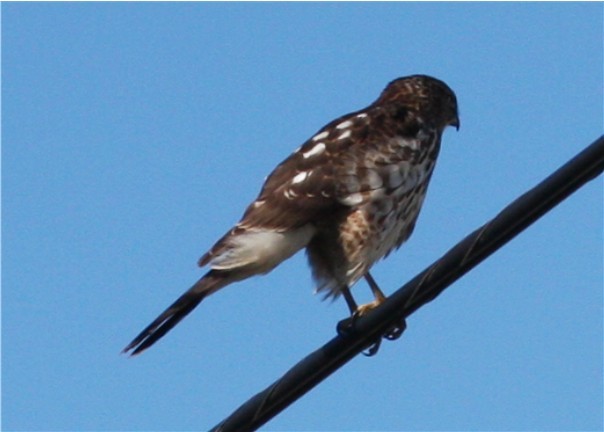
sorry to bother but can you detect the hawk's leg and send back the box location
[357,272,387,314]
[336,285,361,337]
[336,285,361,334]
[363,272,407,342]
[336,273,407,355]
[341,285,359,315]
[336,285,382,356]
[335,275,394,356]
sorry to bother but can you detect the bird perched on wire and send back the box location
[123,74,459,356]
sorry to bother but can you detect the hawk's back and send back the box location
[201,75,459,298]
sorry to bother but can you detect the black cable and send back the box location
[210,136,604,432]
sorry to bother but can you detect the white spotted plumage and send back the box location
[123,75,459,356]
[302,142,326,158]
[337,130,352,140]
[292,171,309,184]
[312,130,329,141]
[336,119,353,129]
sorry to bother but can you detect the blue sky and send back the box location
[2,3,602,431]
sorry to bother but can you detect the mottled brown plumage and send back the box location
[124,75,459,355]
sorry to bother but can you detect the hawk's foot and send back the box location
[337,298,384,336]
[337,298,389,356]
[362,318,406,356]
[336,279,406,356]
[354,299,384,317]
[336,316,355,336]
[363,338,382,357]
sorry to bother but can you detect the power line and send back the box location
[210,135,604,432]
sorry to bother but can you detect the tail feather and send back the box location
[123,270,227,356]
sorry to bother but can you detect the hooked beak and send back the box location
[451,115,460,131]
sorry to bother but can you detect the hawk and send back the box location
[123,75,459,355]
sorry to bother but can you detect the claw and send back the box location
[384,318,407,340]
[338,304,369,335]
[336,274,407,356]
[336,316,355,336]
[363,338,382,357]
[354,300,383,317]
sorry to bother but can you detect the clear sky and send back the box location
[3,3,602,431]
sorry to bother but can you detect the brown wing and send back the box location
[238,103,426,228]
[199,103,428,267]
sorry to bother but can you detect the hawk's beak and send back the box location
[451,115,460,131]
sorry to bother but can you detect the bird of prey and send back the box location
[123,75,459,355]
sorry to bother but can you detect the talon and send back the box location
[337,275,403,354]
[354,300,382,317]
[384,318,407,340]
[363,338,382,356]
[336,316,355,336]
[336,306,367,336]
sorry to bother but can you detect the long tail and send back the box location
[123,270,229,356]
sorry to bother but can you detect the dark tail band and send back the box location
[123,271,226,356]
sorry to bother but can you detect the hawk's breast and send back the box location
[337,130,440,285]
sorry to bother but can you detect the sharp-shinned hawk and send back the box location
[124,75,459,355]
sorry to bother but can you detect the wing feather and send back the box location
[199,103,430,267]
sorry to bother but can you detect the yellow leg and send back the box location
[341,285,358,315]
[337,273,405,356]
[354,272,387,316]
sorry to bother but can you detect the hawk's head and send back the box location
[375,75,460,132]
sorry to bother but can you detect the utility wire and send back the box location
[210,136,604,432]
